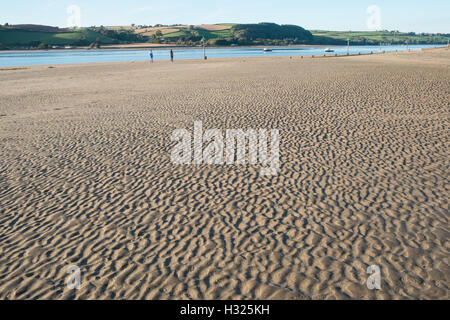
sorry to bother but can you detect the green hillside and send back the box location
[1,23,448,49]
[233,23,312,42]
[0,27,116,47]
[162,29,232,40]
[0,25,148,48]
[312,30,449,45]
[159,23,312,45]
[155,24,448,46]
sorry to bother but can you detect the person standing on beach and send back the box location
[170,49,174,62]
[149,50,153,63]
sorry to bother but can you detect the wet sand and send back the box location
[0,48,448,299]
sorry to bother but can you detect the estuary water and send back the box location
[0,45,444,67]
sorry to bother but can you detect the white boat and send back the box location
[263,48,273,52]
[324,48,334,53]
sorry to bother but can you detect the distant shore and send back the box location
[1,43,446,55]
[0,43,334,54]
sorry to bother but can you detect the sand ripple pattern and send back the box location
[0,49,449,299]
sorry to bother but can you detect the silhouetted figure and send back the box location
[149,50,153,63]
[170,49,174,62]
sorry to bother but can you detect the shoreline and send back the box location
[0,44,332,54]
[1,43,445,54]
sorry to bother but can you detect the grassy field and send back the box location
[196,29,233,39]
[161,25,233,40]
[161,30,189,38]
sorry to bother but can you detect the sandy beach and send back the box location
[0,48,448,299]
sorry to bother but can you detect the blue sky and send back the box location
[1,0,449,33]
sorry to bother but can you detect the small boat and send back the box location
[263,48,273,52]
[324,48,334,53]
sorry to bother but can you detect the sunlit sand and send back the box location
[0,48,448,299]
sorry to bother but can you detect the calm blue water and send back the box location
[0,45,444,67]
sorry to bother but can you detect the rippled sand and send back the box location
[0,48,448,299]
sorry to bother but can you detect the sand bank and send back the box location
[0,48,448,299]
